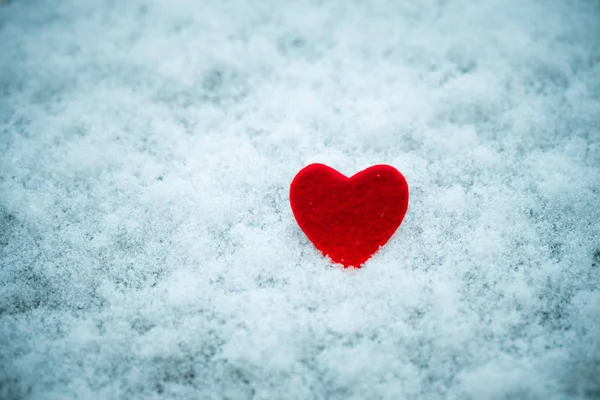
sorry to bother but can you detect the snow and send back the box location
[1,0,599,398]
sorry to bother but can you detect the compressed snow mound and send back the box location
[1,0,599,398]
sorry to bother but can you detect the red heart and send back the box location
[290,163,409,268]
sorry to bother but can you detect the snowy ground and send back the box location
[1,0,600,399]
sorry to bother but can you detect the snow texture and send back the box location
[1,0,600,399]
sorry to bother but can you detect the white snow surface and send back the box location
[1,0,600,399]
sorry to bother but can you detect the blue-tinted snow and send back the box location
[1,0,599,398]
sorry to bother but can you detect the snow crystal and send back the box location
[1,0,599,398]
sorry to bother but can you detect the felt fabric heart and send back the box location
[290,163,409,268]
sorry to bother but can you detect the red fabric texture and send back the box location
[290,163,409,268]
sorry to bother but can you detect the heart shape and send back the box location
[290,163,409,268]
